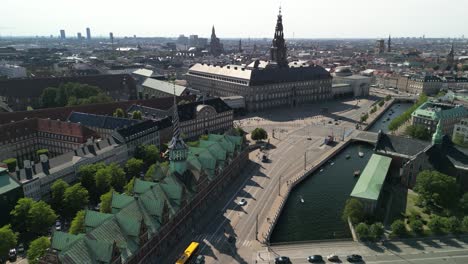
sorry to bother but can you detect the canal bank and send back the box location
[263,98,415,244]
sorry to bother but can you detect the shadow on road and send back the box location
[441,237,463,248]
[401,239,425,250]
[420,239,441,248]
[383,241,402,252]
[363,242,385,253]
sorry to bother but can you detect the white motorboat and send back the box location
[300,196,305,203]
[358,151,364,158]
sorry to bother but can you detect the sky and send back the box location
[1,0,468,39]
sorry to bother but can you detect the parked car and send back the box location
[275,256,291,264]
[237,198,247,206]
[9,248,17,261]
[195,255,205,264]
[17,243,25,254]
[307,255,323,262]
[55,220,62,231]
[327,254,339,262]
[346,254,363,262]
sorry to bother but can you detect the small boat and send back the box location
[346,154,351,159]
[358,151,364,158]
[354,170,361,177]
[320,168,324,172]
[300,196,305,203]
[330,162,335,166]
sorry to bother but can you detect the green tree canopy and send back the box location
[463,216,468,231]
[342,198,365,224]
[405,125,431,140]
[108,163,126,192]
[391,219,407,237]
[414,170,460,210]
[460,193,468,213]
[113,108,125,118]
[389,93,428,131]
[95,167,112,197]
[69,210,86,235]
[251,128,268,141]
[51,179,70,215]
[27,236,50,264]
[28,201,57,235]
[131,110,143,120]
[39,83,113,108]
[410,219,424,234]
[10,197,34,233]
[369,222,385,240]
[135,145,161,166]
[100,189,114,214]
[428,215,446,234]
[0,225,18,258]
[360,113,369,123]
[63,183,89,219]
[125,158,144,179]
[446,216,461,234]
[79,163,106,202]
[40,87,58,108]
[124,177,135,196]
[355,223,370,240]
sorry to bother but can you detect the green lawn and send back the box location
[405,191,431,234]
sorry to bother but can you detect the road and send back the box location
[162,98,378,264]
[257,236,468,264]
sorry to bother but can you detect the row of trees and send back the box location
[0,224,49,264]
[78,163,126,203]
[390,216,468,237]
[40,82,113,108]
[50,180,89,220]
[388,93,428,131]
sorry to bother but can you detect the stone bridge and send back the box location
[351,131,379,145]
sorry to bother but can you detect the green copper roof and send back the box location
[351,154,391,201]
[0,168,20,194]
[85,239,114,263]
[412,101,468,121]
[133,179,156,194]
[85,210,114,232]
[432,121,444,144]
[111,193,134,214]
[199,140,227,161]
[51,232,83,251]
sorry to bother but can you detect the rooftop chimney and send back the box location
[40,154,50,175]
[24,160,32,180]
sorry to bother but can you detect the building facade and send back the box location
[452,118,468,143]
[411,101,468,136]
[405,76,443,95]
[0,63,27,78]
[186,10,332,112]
[332,67,371,97]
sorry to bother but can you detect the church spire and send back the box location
[387,35,391,52]
[211,25,216,37]
[168,75,188,174]
[270,6,288,67]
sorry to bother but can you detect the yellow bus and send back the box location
[175,242,199,264]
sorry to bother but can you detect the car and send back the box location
[307,137,312,140]
[274,256,291,264]
[237,198,247,206]
[328,121,332,124]
[227,235,236,243]
[55,220,62,231]
[346,254,363,262]
[307,255,323,262]
[17,243,25,254]
[9,248,17,261]
[195,255,205,264]
[327,254,339,262]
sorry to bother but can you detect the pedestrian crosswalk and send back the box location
[193,234,253,248]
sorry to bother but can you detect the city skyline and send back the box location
[1,0,468,39]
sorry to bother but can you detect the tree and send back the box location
[389,93,428,131]
[108,163,126,192]
[355,223,370,240]
[405,125,431,140]
[251,128,268,141]
[414,170,460,210]
[28,201,57,235]
[50,179,69,214]
[3,158,17,172]
[69,210,85,235]
[113,108,125,118]
[40,87,58,108]
[137,145,161,166]
[460,193,468,213]
[446,216,461,234]
[378,100,385,107]
[453,133,468,148]
[369,222,385,240]
[360,113,369,123]
[370,106,377,114]
[100,189,114,214]
[63,184,89,219]
[79,163,106,202]
[391,219,407,237]
[409,219,424,234]
[463,216,468,231]
[27,237,50,264]
[131,110,143,120]
[95,167,112,197]
[385,95,392,101]
[124,177,135,195]
[10,198,34,233]
[125,158,144,179]
[342,198,364,224]
[428,216,446,234]
[0,225,17,258]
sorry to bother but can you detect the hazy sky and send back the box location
[1,0,467,38]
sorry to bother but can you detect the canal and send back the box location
[270,102,414,243]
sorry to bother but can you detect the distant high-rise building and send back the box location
[60,29,66,39]
[177,34,189,45]
[86,27,91,40]
[189,35,198,47]
[270,7,288,67]
[109,32,114,44]
[77,32,82,39]
[387,35,391,52]
[209,26,224,57]
[238,39,242,53]
[447,43,455,70]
